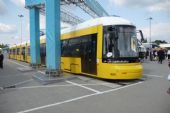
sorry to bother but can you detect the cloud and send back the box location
[140,22,170,43]
[0,0,7,15]
[109,0,170,13]
[148,1,170,12]
[0,23,17,34]
[40,15,46,29]
[10,0,25,7]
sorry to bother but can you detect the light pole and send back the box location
[18,14,24,44]
[147,17,153,61]
[148,17,153,49]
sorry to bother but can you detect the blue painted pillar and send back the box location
[46,0,61,70]
[29,7,41,65]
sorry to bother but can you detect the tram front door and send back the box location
[81,34,97,75]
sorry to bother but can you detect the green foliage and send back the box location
[0,44,8,48]
[153,40,167,45]
[143,38,147,43]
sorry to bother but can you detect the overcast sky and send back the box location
[0,0,170,45]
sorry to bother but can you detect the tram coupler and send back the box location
[45,69,63,77]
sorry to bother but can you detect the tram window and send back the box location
[40,44,46,56]
[61,40,69,56]
[13,49,15,55]
[9,50,11,54]
[17,48,20,55]
[118,26,138,57]
[103,32,119,58]
[61,34,96,57]
[61,38,81,57]
[28,47,30,55]
[22,47,25,55]
[69,38,81,57]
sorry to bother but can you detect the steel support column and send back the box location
[46,0,61,75]
[29,7,41,67]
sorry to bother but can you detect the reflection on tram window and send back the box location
[103,25,139,63]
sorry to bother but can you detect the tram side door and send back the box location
[81,34,97,75]
[40,43,46,66]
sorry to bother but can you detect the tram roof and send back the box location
[61,16,134,34]
[10,17,134,47]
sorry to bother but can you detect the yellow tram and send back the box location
[9,17,143,80]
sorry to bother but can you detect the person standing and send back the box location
[167,49,170,67]
[145,49,149,59]
[0,50,4,69]
[157,48,165,64]
[167,49,170,59]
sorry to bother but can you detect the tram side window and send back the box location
[28,47,30,56]
[61,34,97,57]
[61,38,81,57]
[22,47,25,55]
[9,49,12,54]
[40,44,46,56]
[13,49,15,55]
[69,38,81,57]
[17,48,20,55]
[61,40,69,56]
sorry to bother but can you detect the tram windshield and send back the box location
[103,25,138,62]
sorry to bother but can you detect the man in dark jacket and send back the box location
[0,50,4,69]
[157,48,165,64]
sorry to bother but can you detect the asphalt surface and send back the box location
[0,58,170,113]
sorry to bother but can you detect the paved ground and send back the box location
[0,57,170,113]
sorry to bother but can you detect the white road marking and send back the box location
[143,74,164,78]
[7,60,29,68]
[14,79,33,86]
[100,81,143,94]
[38,71,45,74]
[17,83,118,89]
[66,80,101,94]
[16,81,143,113]
[101,83,120,89]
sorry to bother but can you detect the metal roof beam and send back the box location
[61,0,109,17]
[25,0,45,8]
[39,7,84,25]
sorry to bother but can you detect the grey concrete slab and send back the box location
[33,72,77,85]
[0,59,36,89]
[17,67,34,72]
[0,58,170,113]
[29,78,170,113]
[143,60,170,77]
[0,86,94,113]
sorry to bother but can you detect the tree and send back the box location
[0,44,9,48]
[152,40,167,45]
[143,38,147,43]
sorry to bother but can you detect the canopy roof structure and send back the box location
[25,0,109,73]
[26,0,109,25]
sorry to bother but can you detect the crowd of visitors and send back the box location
[139,47,170,66]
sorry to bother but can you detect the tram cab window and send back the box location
[103,26,119,59]
[118,26,138,57]
[103,25,139,63]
